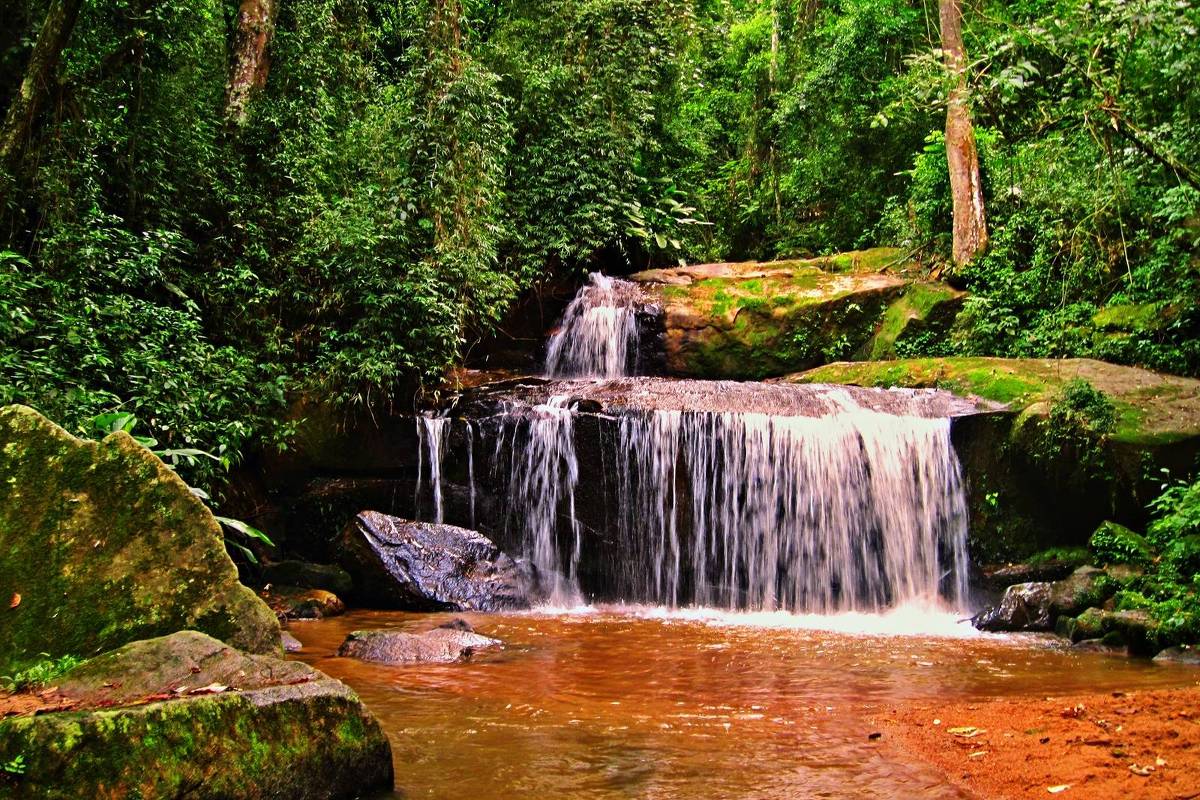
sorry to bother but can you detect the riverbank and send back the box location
[872,683,1200,799]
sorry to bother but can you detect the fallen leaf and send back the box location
[948,726,987,738]
[188,683,229,695]
[1156,757,1166,767]
[1129,764,1154,777]
[9,593,19,609]
[968,750,987,758]
[1047,785,1071,794]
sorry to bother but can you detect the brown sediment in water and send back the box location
[871,685,1200,800]
[291,609,1200,800]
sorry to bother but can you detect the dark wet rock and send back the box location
[262,560,354,596]
[337,627,503,665]
[1098,609,1158,656]
[1153,645,1200,665]
[972,582,1054,631]
[0,405,280,674]
[339,511,540,611]
[264,586,346,620]
[0,631,393,800]
[974,567,1117,633]
[282,630,304,653]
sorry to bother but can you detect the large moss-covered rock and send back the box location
[0,405,280,673]
[0,631,393,799]
[630,252,915,379]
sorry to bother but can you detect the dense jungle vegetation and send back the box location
[0,0,1197,472]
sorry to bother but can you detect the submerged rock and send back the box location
[0,631,393,799]
[0,405,280,673]
[1153,645,1200,665]
[339,510,540,611]
[338,625,503,664]
[264,586,346,620]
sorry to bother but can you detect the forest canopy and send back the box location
[1,0,1197,475]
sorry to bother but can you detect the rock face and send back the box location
[630,254,922,379]
[0,405,281,673]
[0,632,393,800]
[973,567,1116,633]
[339,510,540,611]
[338,625,503,665]
[972,582,1055,631]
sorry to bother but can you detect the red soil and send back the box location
[872,686,1200,799]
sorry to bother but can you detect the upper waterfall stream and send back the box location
[543,273,643,378]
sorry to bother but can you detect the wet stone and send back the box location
[337,626,503,665]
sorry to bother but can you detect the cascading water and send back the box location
[415,414,449,524]
[611,407,969,612]
[480,389,970,614]
[493,396,584,606]
[543,273,642,378]
[413,278,979,617]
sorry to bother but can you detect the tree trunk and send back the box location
[225,0,279,126]
[0,0,83,168]
[939,0,987,266]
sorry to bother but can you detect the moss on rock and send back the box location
[0,405,280,673]
[634,254,911,379]
[0,632,393,799]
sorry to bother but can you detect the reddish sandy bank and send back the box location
[872,685,1200,799]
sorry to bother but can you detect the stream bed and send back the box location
[292,608,1199,799]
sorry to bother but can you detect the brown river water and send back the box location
[292,607,1199,800]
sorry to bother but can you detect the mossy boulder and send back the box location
[858,282,966,361]
[0,631,393,799]
[630,251,915,379]
[0,405,280,673]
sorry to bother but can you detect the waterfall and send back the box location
[611,408,969,612]
[544,273,641,378]
[497,396,583,606]
[488,388,969,614]
[415,414,450,524]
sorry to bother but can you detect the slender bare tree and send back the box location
[939,0,988,266]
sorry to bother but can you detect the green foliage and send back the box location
[2,0,1198,492]
[1089,522,1152,566]
[1105,475,1200,645]
[1,655,83,693]
[1030,380,1116,484]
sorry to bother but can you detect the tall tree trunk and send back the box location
[225,0,279,126]
[939,0,987,266]
[769,0,782,226]
[0,0,83,168]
